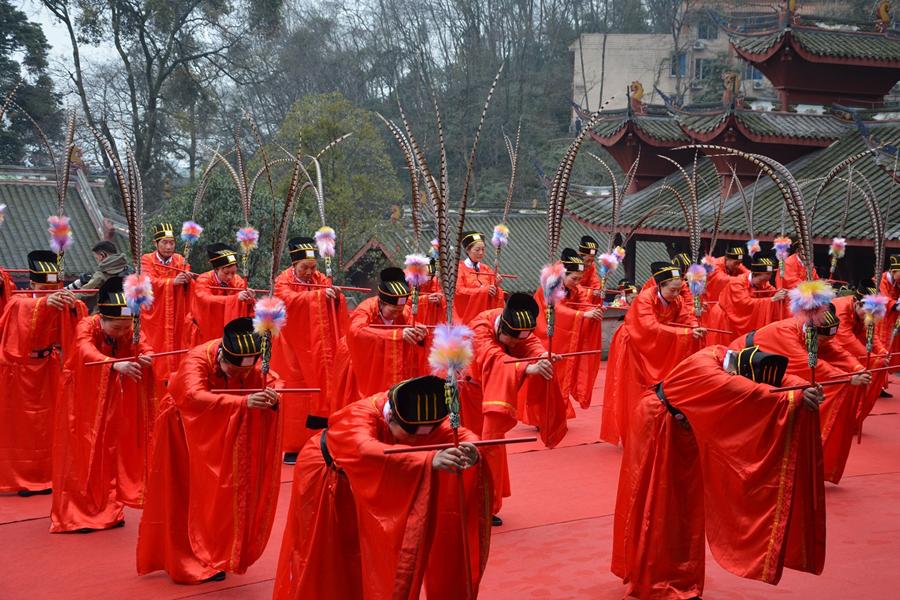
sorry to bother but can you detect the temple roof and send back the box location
[0,167,122,274]
[589,106,850,146]
[730,26,900,65]
[567,121,900,245]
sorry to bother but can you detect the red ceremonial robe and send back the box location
[601,285,699,446]
[877,272,900,371]
[0,294,87,492]
[50,315,156,532]
[729,318,865,484]
[187,271,253,345]
[271,268,349,452]
[136,340,283,583]
[414,277,451,325]
[454,260,503,324]
[139,252,192,387]
[0,268,12,319]
[534,285,603,409]
[579,260,605,304]
[775,254,817,290]
[706,275,785,345]
[332,297,428,409]
[832,296,888,430]
[273,395,490,600]
[613,346,825,599]
[704,257,748,301]
[470,308,568,514]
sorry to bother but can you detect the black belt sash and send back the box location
[745,330,756,346]
[306,415,328,430]
[320,430,344,474]
[29,345,58,359]
[655,382,690,429]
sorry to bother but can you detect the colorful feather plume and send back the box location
[861,294,889,325]
[540,262,567,306]
[253,296,287,337]
[236,226,259,253]
[829,237,846,259]
[404,253,431,287]
[789,280,835,324]
[613,245,626,262]
[429,323,474,377]
[124,274,154,313]
[430,238,440,260]
[491,224,510,249]
[180,220,203,245]
[774,236,792,262]
[0,203,5,226]
[47,215,72,254]
[701,254,716,274]
[686,264,707,297]
[597,252,619,278]
[315,226,336,258]
[746,238,761,257]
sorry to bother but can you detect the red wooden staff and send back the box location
[503,349,603,364]
[769,365,895,393]
[151,262,199,277]
[483,272,518,280]
[209,286,269,293]
[0,268,29,273]
[367,323,438,330]
[669,322,733,335]
[286,281,372,293]
[12,288,99,294]
[209,387,320,393]
[85,348,189,366]
[383,436,538,454]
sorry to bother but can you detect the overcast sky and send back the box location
[24,1,112,69]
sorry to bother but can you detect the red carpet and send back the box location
[3,367,900,599]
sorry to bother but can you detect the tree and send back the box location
[40,0,283,206]
[0,0,61,165]
[274,92,405,275]
[155,91,405,287]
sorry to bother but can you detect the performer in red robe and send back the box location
[578,234,604,304]
[454,231,504,323]
[137,317,283,584]
[877,255,900,373]
[613,345,825,599]
[186,243,254,345]
[270,236,349,462]
[50,277,156,532]
[534,249,604,409]
[470,292,568,522]
[601,262,704,446]
[610,279,638,308]
[273,375,490,600]
[703,245,748,300]
[730,307,870,484]
[0,251,87,494]
[415,257,450,325]
[139,223,192,387]
[641,253,699,319]
[706,255,788,345]
[833,284,888,432]
[775,252,818,289]
[333,267,429,407]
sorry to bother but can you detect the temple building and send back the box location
[569,2,900,286]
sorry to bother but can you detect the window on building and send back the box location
[744,63,763,81]
[694,58,710,80]
[697,18,719,40]
[670,52,687,77]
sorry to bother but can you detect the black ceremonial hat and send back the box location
[220,317,263,367]
[388,375,449,435]
[378,267,410,305]
[499,292,539,339]
[736,345,788,387]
